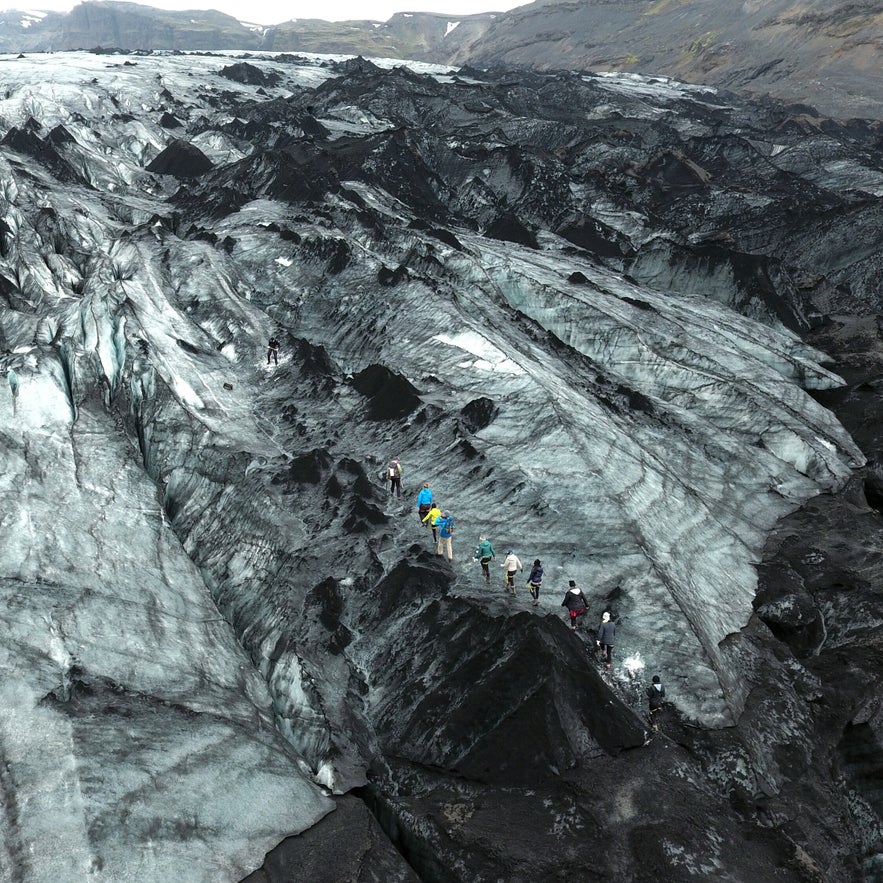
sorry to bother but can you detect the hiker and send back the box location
[422,503,442,542]
[267,336,279,365]
[597,611,616,668]
[387,457,402,498]
[500,549,523,593]
[437,511,455,560]
[647,675,665,730]
[527,559,543,606]
[474,535,496,584]
[561,580,587,630]
[417,482,433,522]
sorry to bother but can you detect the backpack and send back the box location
[388,466,396,479]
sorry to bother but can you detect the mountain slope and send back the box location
[0,1,493,58]
[453,0,883,118]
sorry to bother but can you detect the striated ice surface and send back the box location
[0,370,332,881]
[0,50,868,878]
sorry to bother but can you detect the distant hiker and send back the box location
[267,336,279,365]
[527,559,543,606]
[597,611,616,668]
[387,457,403,498]
[647,675,666,731]
[501,549,523,593]
[561,580,587,630]
[475,535,496,584]
[417,482,433,521]
[437,511,455,560]
[422,503,442,542]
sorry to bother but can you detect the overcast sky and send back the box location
[7,0,532,25]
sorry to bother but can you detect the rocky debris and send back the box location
[242,795,419,883]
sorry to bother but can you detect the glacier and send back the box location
[0,48,879,882]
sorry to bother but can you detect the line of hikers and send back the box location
[415,480,455,559]
[400,465,665,728]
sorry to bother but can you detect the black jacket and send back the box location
[647,683,666,710]
[561,588,587,612]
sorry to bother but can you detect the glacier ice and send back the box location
[0,48,874,880]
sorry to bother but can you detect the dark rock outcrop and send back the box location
[158,112,183,129]
[145,138,213,177]
[220,62,281,87]
[351,364,422,421]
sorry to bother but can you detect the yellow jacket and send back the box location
[422,505,442,525]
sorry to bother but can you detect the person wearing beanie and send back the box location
[560,580,587,630]
[387,457,403,498]
[527,559,543,606]
[597,611,616,668]
[437,510,455,560]
[475,535,496,584]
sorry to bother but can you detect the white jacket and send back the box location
[501,553,522,573]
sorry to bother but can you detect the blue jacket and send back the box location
[439,516,455,539]
[527,564,543,585]
[417,487,433,506]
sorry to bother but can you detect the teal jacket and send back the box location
[476,539,495,559]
